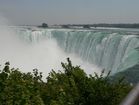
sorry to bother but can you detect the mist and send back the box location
[0,16,101,78]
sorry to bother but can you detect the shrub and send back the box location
[0,59,132,105]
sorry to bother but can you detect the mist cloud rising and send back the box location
[0,16,101,78]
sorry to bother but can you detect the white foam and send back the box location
[0,16,101,78]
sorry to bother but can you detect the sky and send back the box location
[0,0,139,25]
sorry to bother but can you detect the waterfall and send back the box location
[17,28,139,74]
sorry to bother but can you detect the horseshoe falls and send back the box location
[16,28,139,75]
[0,27,101,76]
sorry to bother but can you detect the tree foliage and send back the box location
[0,58,132,105]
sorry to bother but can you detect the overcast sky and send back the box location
[0,0,139,25]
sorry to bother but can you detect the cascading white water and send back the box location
[0,24,101,77]
[17,28,139,75]
[0,14,139,76]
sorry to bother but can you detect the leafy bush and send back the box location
[0,58,132,105]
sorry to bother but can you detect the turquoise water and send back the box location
[17,28,139,74]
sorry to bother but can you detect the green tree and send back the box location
[0,62,44,105]
[44,58,131,105]
[0,59,132,105]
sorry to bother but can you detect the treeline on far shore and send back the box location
[38,23,139,29]
[67,23,139,28]
[88,23,139,28]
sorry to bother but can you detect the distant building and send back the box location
[38,23,48,28]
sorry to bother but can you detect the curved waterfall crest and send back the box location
[17,28,139,74]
